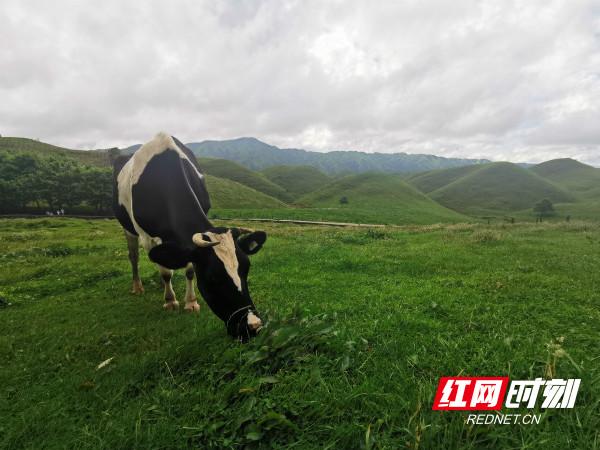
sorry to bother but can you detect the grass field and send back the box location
[1,218,599,449]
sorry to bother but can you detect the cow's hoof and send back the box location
[163,301,179,311]
[184,301,200,313]
[130,280,144,295]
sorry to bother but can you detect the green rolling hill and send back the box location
[428,162,576,215]
[197,158,292,203]
[0,137,110,167]
[407,165,481,194]
[2,135,598,222]
[203,175,287,210]
[295,173,468,224]
[530,158,600,199]
[262,165,331,199]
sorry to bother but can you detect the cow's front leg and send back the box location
[125,231,144,294]
[158,265,179,310]
[183,263,200,313]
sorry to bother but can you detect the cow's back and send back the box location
[113,133,212,249]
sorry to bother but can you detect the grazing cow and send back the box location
[112,132,266,340]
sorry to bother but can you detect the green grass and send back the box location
[552,201,600,221]
[0,137,110,167]
[204,175,288,209]
[198,158,293,203]
[262,165,331,199]
[429,162,576,215]
[511,201,600,223]
[1,218,598,449]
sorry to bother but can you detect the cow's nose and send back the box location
[247,312,262,331]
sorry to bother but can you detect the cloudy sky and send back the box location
[1,1,599,165]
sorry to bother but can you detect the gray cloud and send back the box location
[1,0,599,165]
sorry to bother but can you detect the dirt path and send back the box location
[214,218,387,228]
[0,214,387,228]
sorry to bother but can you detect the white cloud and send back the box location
[0,0,598,165]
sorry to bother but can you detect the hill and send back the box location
[297,173,468,224]
[261,165,331,199]
[429,162,576,215]
[407,165,481,194]
[203,175,287,210]
[530,158,600,199]
[197,158,292,203]
[0,137,110,167]
[186,137,488,174]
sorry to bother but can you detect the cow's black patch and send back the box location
[149,242,195,270]
[132,149,211,245]
[173,137,211,214]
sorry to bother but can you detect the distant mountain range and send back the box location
[124,137,489,174]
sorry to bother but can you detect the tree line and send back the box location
[0,151,113,215]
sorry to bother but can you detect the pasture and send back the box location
[0,218,599,449]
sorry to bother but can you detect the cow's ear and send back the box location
[237,231,267,255]
[148,242,194,269]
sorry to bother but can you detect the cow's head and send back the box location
[148,227,267,341]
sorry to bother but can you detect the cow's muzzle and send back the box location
[226,306,262,341]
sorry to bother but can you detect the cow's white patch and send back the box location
[204,230,242,292]
[183,262,198,312]
[247,312,262,331]
[129,132,203,185]
[117,132,200,251]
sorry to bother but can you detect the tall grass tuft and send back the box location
[470,229,503,243]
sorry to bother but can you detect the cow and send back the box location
[112,132,266,341]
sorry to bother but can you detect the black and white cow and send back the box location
[112,132,266,340]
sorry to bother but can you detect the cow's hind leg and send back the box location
[125,231,144,294]
[159,265,179,310]
[183,263,200,313]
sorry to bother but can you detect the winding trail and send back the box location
[214,218,386,228]
[0,214,386,228]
